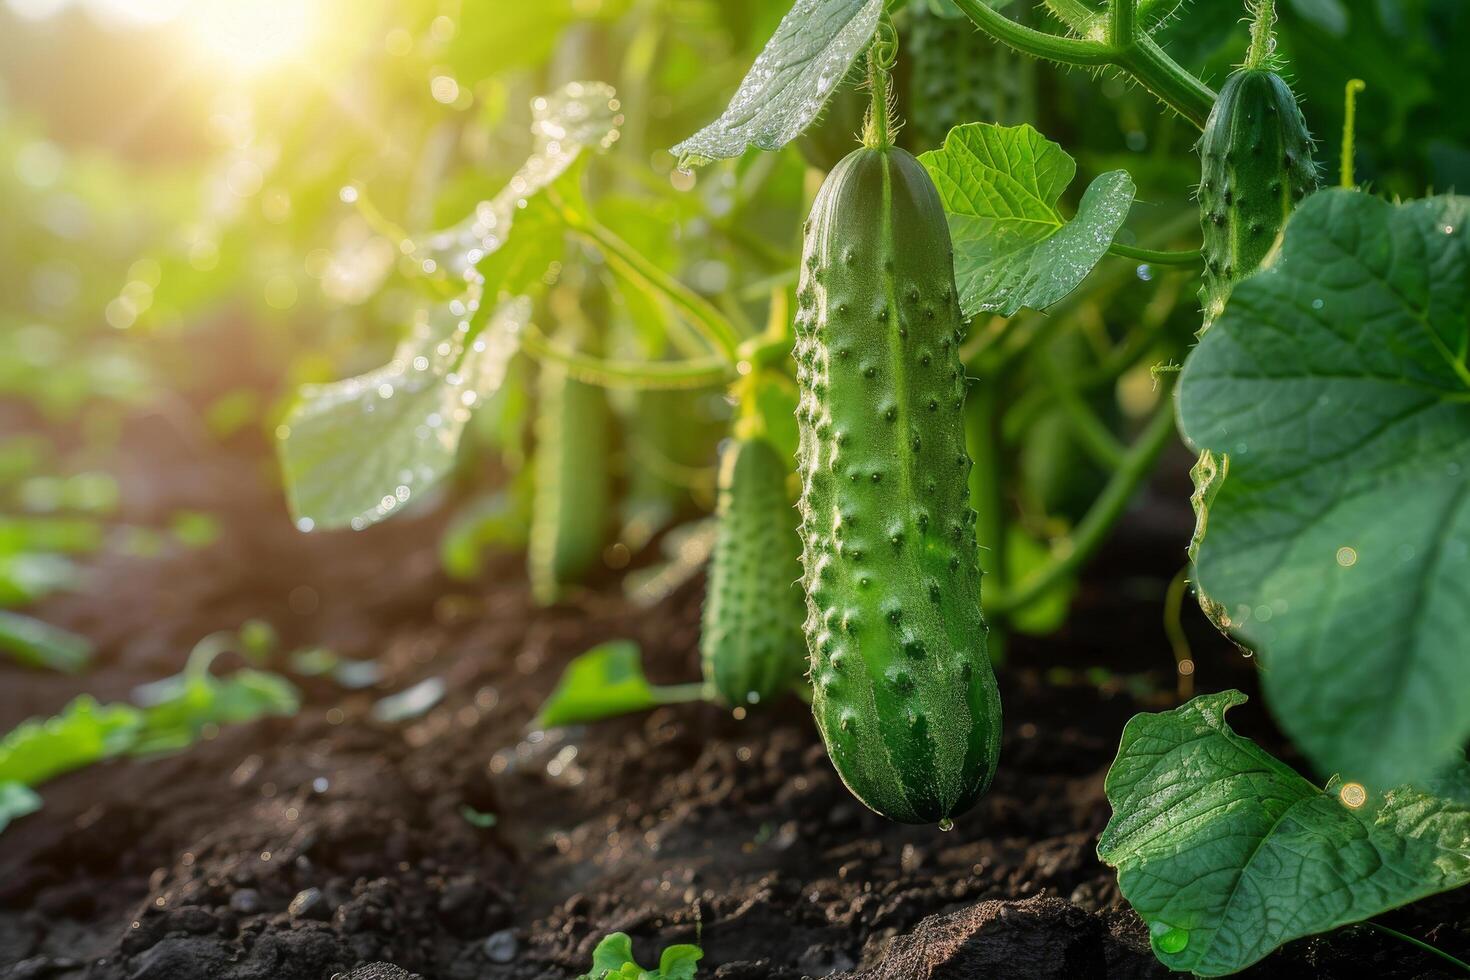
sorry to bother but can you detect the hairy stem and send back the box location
[949,0,1115,65]
[1109,0,1136,46]
[1246,0,1276,70]
[951,0,1216,127]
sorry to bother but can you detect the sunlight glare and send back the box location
[183,0,317,75]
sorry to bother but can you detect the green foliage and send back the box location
[1179,190,1470,791]
[672,0,884,168]
[579,933,704,980]
[700,435,807,708]
[133,668,299,754]
[278,81,623,532]
[1099,691,1470,976]
[0,782,42,833]
[795,145,1001,825]
[1197,67,1319,327]
[0,610,92,673]
[0,696,142,787]
[534,641,705,729]
[919,123,1135,317]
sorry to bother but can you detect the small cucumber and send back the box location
[1197,67,1318,327]
[700,435,807,708]
[794,144,1002,825]
[528,352,611,605]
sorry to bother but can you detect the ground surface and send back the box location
[2,398,1467,980]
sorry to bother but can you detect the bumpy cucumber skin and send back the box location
[794,146,1002,825]
[701,436,807,708]
[905,2,1030,149]
[1198,68,1318,327]
[528,363,611,605]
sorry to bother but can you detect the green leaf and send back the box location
[133,669,299,755]
[414,82,621,282]
[0,696,142,786]
[584,933,639,979]
[0,553,82,606]
[1178,190,1470,790]
[671,0,884,169]
[0,610,92,673]
[918,123,1135,317]
[535,641,672,729]
[656,944,704,980]
[279,83,622,533]
[0,781,41,833]
[1098,691,1470,977]
[278,295,531,531]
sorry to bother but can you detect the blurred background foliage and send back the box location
[0,0,1464,598]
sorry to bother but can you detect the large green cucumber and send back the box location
[1197,67,1318,328]
[528,353,611,605]
[794,144,1002,825]
[700,435,807,708]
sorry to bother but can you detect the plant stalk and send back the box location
[990,398,1175,615]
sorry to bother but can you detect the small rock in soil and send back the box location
[228,889,262,915]
[339,965,421,980]
[482,927,518,963]
[288,888,331,921]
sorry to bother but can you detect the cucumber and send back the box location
[528,350,612,605]
[700,435,807,708]
[794,144,1002,825]
[1197,67,1318,328]
[904,0,1033,150]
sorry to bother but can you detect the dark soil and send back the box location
[2,402,1467,980]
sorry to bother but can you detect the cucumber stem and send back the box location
[519,322,734,390]
[1340,79,1366,188]
[863,17,899,150]
[1245,0,1276,70]
[548,187,744,361]
[949,0,1216,128]
[1109,0,1137,47]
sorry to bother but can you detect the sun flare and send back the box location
[182,0,318,74]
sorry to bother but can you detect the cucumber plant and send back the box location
[251,0,1467,971]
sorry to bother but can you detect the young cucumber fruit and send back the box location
[528,356,611,605]
[1197,67,1318,327]
[794,144,1002,825]
[701,435,807,708]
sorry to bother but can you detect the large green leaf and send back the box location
[919,123,1135,317]
[278,295,531,531]
[1178,190,1470,790]
[1099,691,1470,977]
[279,83,622,532]
[671,0,884,169]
